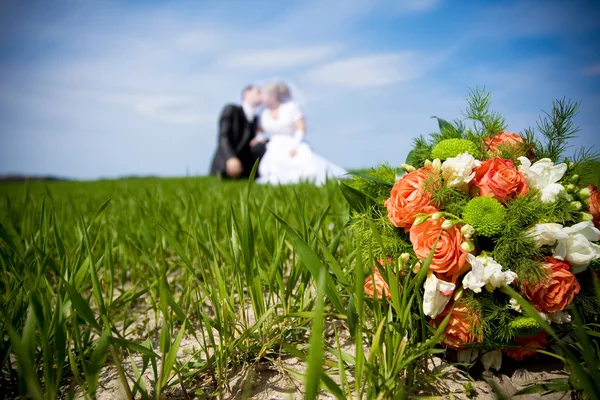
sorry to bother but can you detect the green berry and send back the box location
[431,139,480,160]
[462,196,506,237]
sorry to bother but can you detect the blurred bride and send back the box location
[253,81,346,185]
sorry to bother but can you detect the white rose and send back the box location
[553,221,600,273]
[462,254,517,293]
[441,152,481,191]
[423,272,455,318]
[518,157,567,202]
[527,223,568,247]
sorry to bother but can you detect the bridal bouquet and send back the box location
[344,89,600,369]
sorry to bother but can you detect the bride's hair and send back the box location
[263,81,291,102]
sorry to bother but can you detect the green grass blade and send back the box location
[62,280,101,331]
[159,321,186,390]
[305,269,327,400]
[270,210,344,313]
[87,333,110,397]
[110,337,160,358]
[88,197,113,230]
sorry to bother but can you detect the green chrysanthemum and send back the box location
[462,196,506,237]
[431,138,479,160]
[508,316,542,338]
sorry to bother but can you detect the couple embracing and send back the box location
[210,81,346,185]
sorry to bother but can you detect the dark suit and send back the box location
[210,104,265,178]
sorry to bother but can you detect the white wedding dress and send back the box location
[257,101,346,185]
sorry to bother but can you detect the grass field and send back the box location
[2,176,443,399]
[1,173,599,399]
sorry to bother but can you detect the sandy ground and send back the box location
[79,276,573,399]
[89,353,572,399]
[84,314,573,400]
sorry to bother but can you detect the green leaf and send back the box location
[346,170,394,187]
[405,149,416,166]
[431,116,461,139]
[110,337,160,358]
[320,372,345,399]
[53,215,65,261]
[87,334,110,396]
[88,197,113,229]
[345,297,358,339]
[62,280,101,331]
[54,297,67,390]
[0,222,19,255]
[5,315,44,400]
[159,322,186,390]
[353,243,365,394]
[339,182,375,213]
[502,286,599,395]
[305,269,327,400]
[270,210,344,313]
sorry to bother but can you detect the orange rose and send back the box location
[483,132,525,157]
[385,167,440,232]
[409,218,470,283]
[523,257,580,313]
[504,331,548,361]
[364,262,393,300]
[588,184,600,229]
[472,158,529,203]
[431,303,483,350]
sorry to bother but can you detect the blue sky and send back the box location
[0,0,599,179]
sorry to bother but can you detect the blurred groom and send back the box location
[210,85,266,178]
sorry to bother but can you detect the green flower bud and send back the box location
[578,187,591,200]
[570,201,582,210]
[580,212,594,222]
[431,212,443,220]
[461,241,475,252]
[413,214,429,226]
[400,253,411,263]
[401,164,416,173]
[570,174,580,184]
[441,219,456,230]
[461,224,475,238]
[412,261,422,273]
[565,183,576,192]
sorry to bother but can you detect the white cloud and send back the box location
[173,30,223,53]
[220,45,339,70]
[102,92,215,126]
[305,53,418,88]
